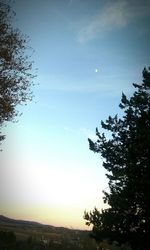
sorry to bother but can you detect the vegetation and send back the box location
[0,1,35,143]
[84,68,150,250]
[0,215,97,250]
[0,231,17,249]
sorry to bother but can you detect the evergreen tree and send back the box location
[84,68,150,250]
[0,1,36,143]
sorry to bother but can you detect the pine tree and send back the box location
[84,68,150,250]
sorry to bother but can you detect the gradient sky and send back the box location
[0,0,150,229]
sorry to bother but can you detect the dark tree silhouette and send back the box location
[84,68,150,250]
[0,1,36,143]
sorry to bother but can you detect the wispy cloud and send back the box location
[37,72,132,96]
[37,74,106,94]
[64,126,98,141]
[77,0,150,43]
[79,128,97,140]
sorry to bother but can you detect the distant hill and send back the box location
[0,214,88,240]
[0,215,98,249]
[0,215,54,230]
[0,215,43,226]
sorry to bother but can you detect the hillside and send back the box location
[0,215,97,249]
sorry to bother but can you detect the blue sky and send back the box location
[0,0,150,229]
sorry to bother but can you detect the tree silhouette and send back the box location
[84,68,150,250]
[0,1,36,143]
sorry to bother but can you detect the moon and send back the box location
[95,68,98,73]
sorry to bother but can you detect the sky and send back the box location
[0,0,150,230]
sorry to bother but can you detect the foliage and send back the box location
[0,231,17,249]
[0,1,35,143]
[84,68,150,250]
[0,230,97,250]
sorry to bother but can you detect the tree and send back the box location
[0,1,35,143]
[84,68,150,250]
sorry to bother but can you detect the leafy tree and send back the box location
[84,68,150,250]
[0,1,36,143]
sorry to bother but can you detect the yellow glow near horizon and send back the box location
[0,131,107,230]
[1,204,93,230]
